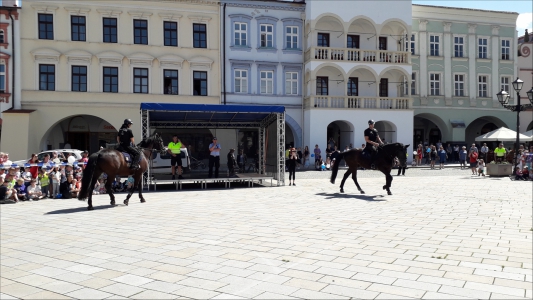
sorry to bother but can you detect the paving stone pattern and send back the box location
[1,174,532,299]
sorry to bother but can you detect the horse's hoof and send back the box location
[124,200,129,206]
[340,188,344,193]
[87,206,94,211]
[110,201,115,206]
[360,191,365,194]
[388,192,392,195]
[330,180,335,184]
[383,185,387,190]
[140,199,146,203]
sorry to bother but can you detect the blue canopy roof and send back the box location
[141,103,285,127]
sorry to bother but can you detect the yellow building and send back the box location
[1,0,220,159]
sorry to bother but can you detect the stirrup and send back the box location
[370,164,376,170]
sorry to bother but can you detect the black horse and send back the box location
[330,143,409,195]
[78,134,166,210]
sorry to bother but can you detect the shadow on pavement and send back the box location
[315,192,386,201]
[45,204,116,215]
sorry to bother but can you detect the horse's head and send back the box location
[395,143,410,167]
[139,133,167,154]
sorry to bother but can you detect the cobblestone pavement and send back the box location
[1,175,531,299]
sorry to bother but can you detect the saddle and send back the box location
[115,145,134,167]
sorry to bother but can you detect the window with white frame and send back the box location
[429,35,439,56]
[0,64,5,93]
[430,73,440,96]
[478,38,488,58]
[234,22,247,46]
[285,72,298,95]
[454,74,465,96]
[500,76,510,93]
[501,39,510,60]
[260,71,273,94]
[260,24,273,48]
[454,36,464,57]
[286,26,298,49]
[234,69,248,93]
[478,75,488,97]
[407,34,416,55]
[411,72,417,95]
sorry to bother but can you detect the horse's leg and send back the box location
[339,170,351,193]
[124,172,143,205]
[383,172,393,195]
[105,177,116,206]
[136,172,145,203]
[351,168,365,194]
[87,170,102,210]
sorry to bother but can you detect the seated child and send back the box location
[514,166,525,180]
[14,178,27,201]
[522,166,530,181]
[27,179,43,200]
[477,159,485,177]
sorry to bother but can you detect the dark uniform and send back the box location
[117,120,141,170]
[363,121,380,168]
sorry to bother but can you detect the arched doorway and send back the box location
[465,116,507,145]
[41,115,117,153]
[481,123,498,135]
[327,120,353,150]
[414,114,447,146]
[374,121,397,144]
[285,123,295,148]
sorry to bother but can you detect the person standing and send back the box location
[167,135,184,180]
[459,146,467,169]
[470,143,478,154]
[453,145,460,163]
[79,151,89,170]
[429,146,438,169]
[208,137,221,178]
[494,143,507,163]
[469,149,479,175]
[313,145,321,164]
[446,144,452,164]
[237,149,247,172]
[480,143,489,161]
[438,146,447,169]
[303,146,310,168]
[287,148,297,186]
[227,149,237,176]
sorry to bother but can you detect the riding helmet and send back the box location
[124,119,133,125]
[368,120,375,125]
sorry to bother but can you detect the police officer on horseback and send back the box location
[363,120,383,170]
[117,119,141,170]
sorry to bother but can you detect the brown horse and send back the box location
[330,143,410,195]
[78,134,165,210]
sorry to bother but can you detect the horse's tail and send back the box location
[330,152,346,184]
[78,153,99,200]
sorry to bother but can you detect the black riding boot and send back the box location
[130,153,141,170]
[370,151,377,170]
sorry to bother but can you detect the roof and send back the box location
[413,4,519,15]
[141,103,285,128]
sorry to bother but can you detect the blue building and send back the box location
[221,0,305,148]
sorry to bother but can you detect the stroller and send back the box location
[189,156,206,170]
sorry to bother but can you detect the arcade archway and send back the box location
[327,120,354,150]
[375,121,397,144]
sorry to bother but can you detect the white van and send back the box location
[150,148,189,174]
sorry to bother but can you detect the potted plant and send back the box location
[486,161,512,176]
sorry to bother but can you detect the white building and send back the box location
[303,0,414,154]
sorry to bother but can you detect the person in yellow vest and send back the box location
[493,142,507,164]
[168,135,184,180]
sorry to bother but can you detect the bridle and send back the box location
[140,134,167,159]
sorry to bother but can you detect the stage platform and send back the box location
[148,173,275,191]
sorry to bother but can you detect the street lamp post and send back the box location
[496,78,533,167]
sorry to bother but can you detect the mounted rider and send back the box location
[363,120,383,170]
[117,119,141,170]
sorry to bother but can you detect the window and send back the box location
[379,78,388,97]
[234,22,247,46]
[71,66,87,92]
[133,68,148,93]
[103,18,117,43]
[38,14,54,40]
[478,75,488,97]
[103,67,118,93]
[134,20,148,45]
[501,76,510,93]
[454,74,465,96]
[316,76,328,95]
[193,24,207,48]
[71,16,86,41]
[285,72,298,95]
[260,24,273,48]
[317,33,329,47]
[429,35,439,56]
[163,70,178,95]
[379,37,387,50]
[39,64,55,91]
[260,71,273,94]
[347,77,358,96]
[0,64,5,93]
[0,30,5,43]
[411,72,417,95]
[501,40,510,60]
[164,21,177,47]
[347,35,360,49]
[430,73,440,96]
[286,26,298,49]
[454,36,464,57]
[405,34,415,54]
[193,71,207,96]
[478,38,488,58]
[234,69,248,93]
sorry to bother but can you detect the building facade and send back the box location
[0,0,20,138]
[517,34,533,133]
[1,0,220,158]
[303,0,414,154]
[411,5,519,146]
[222,0,305,148]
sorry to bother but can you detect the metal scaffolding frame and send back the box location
[140,104,285,189]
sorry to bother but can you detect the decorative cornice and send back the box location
[491,25,500,36]
[442,22,452,32]
[188,56,213,70]
[64,6,91,15]
[96,9,122,18]
[468,23,477,34]
[418,19,428,31]
[157,55,184,68]
[128,11,153,19]
[31,48,60,62]
[30,4,58,13]
[225,2,305,12]
[228,14,253,20]
[256,16,279,22]
[187,15,212,23]
[65,50,92,65]
[158,13,182,22]
[128,53,155,66]
[96,51,124,65]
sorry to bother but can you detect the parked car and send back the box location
[12,149,84,167]
[150,148,189,174]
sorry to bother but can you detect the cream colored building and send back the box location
[1,0,220,159]
[517,37,533,133]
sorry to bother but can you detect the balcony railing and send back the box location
[304,96,412,110]
[305,47,410,64]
